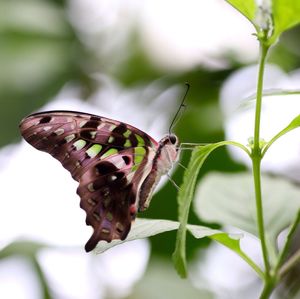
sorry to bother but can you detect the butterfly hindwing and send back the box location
[78,158,134,252]
[20,110,158,251]
[77,147,154,252]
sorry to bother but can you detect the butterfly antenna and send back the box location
[168,83,190,135]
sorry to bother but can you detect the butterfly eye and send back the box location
[169,134,177,144]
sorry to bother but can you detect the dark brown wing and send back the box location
[19,110,157,181]
[19,110,158,251]
[77,147,154,252]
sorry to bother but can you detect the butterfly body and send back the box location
[19,110,179,252]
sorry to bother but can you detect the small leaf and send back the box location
[287,114,300,128]
[194,172,300,264]
[95,217,263,278]
[188,225,263,278]
[172,143,229,278]
[0,240,46,259]
[269,0,300,45]
[262,114,300,156]
[243,89,300,103]
[227,0,300,45]
[95,218,231,253]
[95,219,179,253]
[226,0,257,27]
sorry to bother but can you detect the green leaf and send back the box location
[95,218,262,276]
[0,240,52,298]
[262,114,300,156]
[194,172,300,264]
[275,209,300,275]
[188,226,263,278]
[0,240,46,259]
[172,143,231,278]
[95,218,231,253]
[227,0,300,45]
[269,0,300,45]
[226,0,257,27]
[95,218,263,278]
[95,219,179,254]
[243,89,300,104]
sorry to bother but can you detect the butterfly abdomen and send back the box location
[138,134,179,211]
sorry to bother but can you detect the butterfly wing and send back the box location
[20,110,158,251]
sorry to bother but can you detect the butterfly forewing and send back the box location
[20,111,159,251]
[20,111,157,180]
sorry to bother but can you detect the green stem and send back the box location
[254,43,300,297]
[253,43,269,149]
[252,156,270,276]
[275,210,300,274]
[259,280,276,299]
[252,43,271,279]
[237,249,264,279]
[279,249,300,278]
[30,256,53,299]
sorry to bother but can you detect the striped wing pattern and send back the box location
[20,110,158,252]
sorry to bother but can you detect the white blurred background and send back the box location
[0,0,300,298]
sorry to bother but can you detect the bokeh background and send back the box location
[1,0,300,298]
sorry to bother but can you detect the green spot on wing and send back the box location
[123,129,131,138]
[73,139,86,150]
[135,134,145,146]
[86,144,102,158]
[134,147,146,167]
[106,212,113,221]
[124,139,132,147]
[108,136,115,143]
[109,124,117,131]
[131,165,138,172]
[101,148,118,159]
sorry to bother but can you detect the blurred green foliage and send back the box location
[1,0,300,297]
[1,0,299,253]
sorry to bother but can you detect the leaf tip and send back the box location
[172,251,188,279]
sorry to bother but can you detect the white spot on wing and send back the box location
[97,123,105,130]
[54,128,64,135]
[109,155,126,169]
[90,131,97,139]
[65,134,75,143]
[88,183,95,192]
[110,175,117,181]
[79,120,88,128]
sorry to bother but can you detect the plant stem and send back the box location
[279,249,300,278]
[31,256,53,299]
[252,43,270,280]
[252,156,270,276]
[253,43,269,150]
[275,210,300,274]
[260,280,276,299]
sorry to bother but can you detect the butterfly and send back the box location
[19,111,179,252]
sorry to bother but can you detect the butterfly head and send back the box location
[159,134,179,149]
